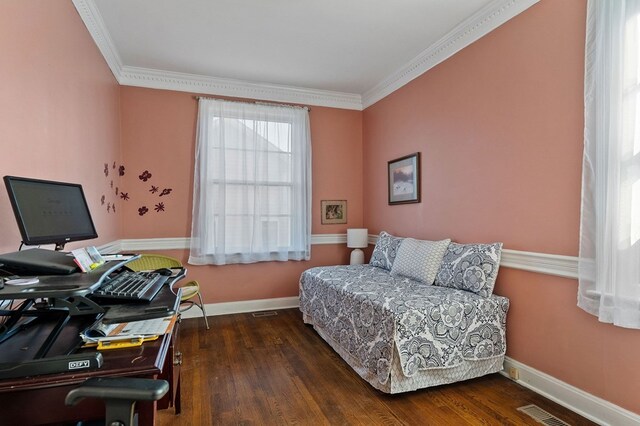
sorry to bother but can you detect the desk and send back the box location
[0,283,182,426]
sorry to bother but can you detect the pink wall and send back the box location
[0,1,122,253]
[119,87,363,302]
[139,246,353,303]
[119,88,196,238]
[5,0,635,416]
[363,0,639,415]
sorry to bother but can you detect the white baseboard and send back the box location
[180,296,300,319]
[501,357,640,426]
[100,237,636,423]
[178,296,640,424]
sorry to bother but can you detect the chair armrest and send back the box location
[65,377,169,405]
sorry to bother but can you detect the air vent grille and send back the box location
[252,311,278,318]
[517,405,571,426]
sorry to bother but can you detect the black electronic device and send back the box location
[0,352,103,380]
[3,176,98,251]
[102,305,175,324]
[0,248,78,275]
[91,270,168,303]
[152,268,172,276]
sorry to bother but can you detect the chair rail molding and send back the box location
[500,248,578,279]
[100,234,578,280]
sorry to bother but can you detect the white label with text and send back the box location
[68,360,91,369]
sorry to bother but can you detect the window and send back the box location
[579,0,640,328]
[189,99,311,265]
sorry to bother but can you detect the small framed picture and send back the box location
[321,200,347,224]
[388,152,421,205]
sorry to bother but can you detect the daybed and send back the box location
[299,232,509,394]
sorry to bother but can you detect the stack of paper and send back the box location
[81,315,177,350]
[71,246,105,272]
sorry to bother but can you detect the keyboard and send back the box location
[92,270,168,302]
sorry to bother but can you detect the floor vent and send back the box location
[517,405,571,426]
[252,311,278,318]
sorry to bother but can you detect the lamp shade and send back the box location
[347,228,368,248]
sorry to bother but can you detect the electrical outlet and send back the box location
[508,366,520,380]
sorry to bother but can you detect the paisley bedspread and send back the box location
[299,265,509,386]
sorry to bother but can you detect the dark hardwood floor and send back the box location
[159,309,596,425]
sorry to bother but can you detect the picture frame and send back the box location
[388,152,421,205]
[321,200,347,224]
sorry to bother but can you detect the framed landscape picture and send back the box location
[388,152,421,205]
[321,200,347,224]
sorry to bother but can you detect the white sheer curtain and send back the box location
[189,99,311,265]
[579,0,640,328]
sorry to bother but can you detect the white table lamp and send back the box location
[347,228,368,265]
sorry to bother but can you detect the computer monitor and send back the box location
[4,176,98,251]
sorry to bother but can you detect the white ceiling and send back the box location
[74,0,539,109]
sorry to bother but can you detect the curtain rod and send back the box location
[194,96,310,111]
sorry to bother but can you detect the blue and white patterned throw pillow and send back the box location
[390,238,451,285]
[435,242,503,297]
[369,231,404,271]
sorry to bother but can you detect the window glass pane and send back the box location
[263,151,292,183]
[240,119,292,152]
[215,117,295,254]
[633,179,640,245]
[193,100,309,262]
[635,92,640,156]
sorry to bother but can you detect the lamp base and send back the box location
[350,248,365,265]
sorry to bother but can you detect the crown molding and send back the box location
[118,66,363,110]
[74,0,538,111]
[72,0,124,82]
[72,0,362,110]
[362,0,540,108]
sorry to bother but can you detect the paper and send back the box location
[86,246,104,264]
[4,277,39,286]
[97,336,158,350]
[111,316,176,336]
[71,246,105,272]
[81,315,176,347]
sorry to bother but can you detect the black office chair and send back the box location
[65,377,169,426]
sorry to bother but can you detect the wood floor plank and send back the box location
[158,309,596,426]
